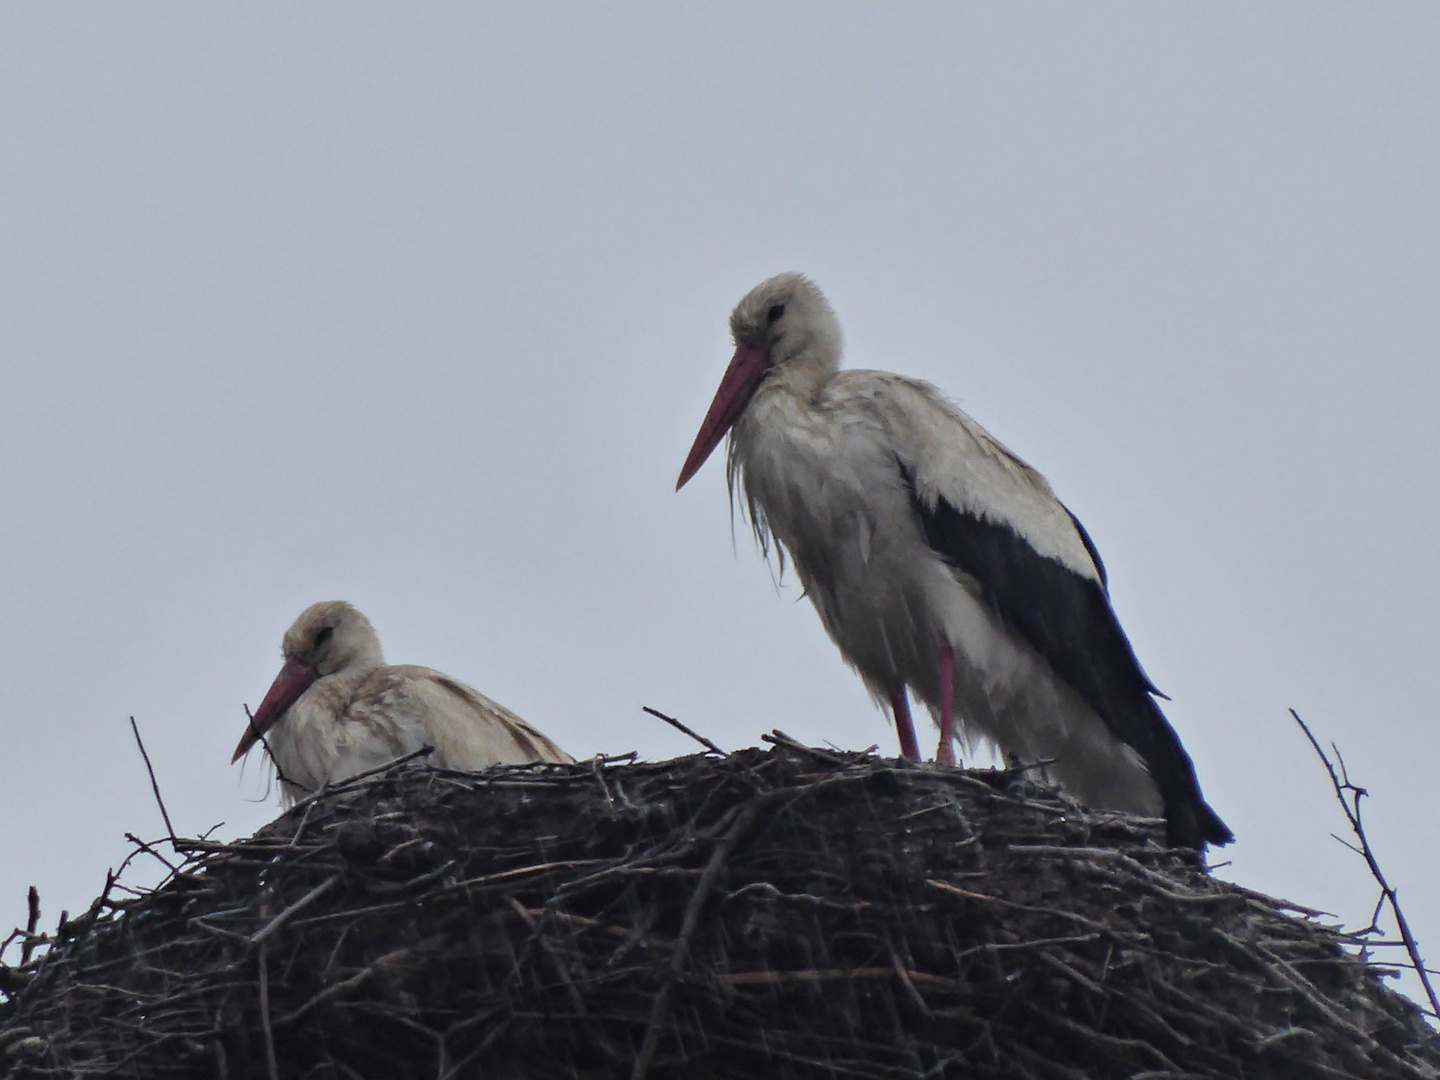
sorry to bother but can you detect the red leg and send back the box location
[888,687,920,762]
[936,638,956,767]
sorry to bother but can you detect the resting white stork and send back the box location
[232,601,572,805]
[676,273,1231,849]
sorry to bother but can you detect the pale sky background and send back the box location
[2,5,1437,1012]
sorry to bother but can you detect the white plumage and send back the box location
[232,601,572,805]
[677,273,1229,848]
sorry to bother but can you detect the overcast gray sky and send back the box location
[2,4,1437,1010]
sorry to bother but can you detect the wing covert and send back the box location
[846,373,1103,583]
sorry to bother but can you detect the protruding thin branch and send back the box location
[124,833,179,876]
[762,729,848,766]
[129,716,177,846]
[20,886,40,965]
[642,706,726,756]
[1290,709,1439,1019]
[241,703,307,796]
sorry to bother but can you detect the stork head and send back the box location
[231,600,386,763]
[676,272,843,490]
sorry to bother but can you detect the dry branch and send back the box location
[1291,709,1440,1019]
[642,706,727,756]
[129,716,178,846]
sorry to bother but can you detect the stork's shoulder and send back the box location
[832,371,1099,582]
[357,664,504,723]
[340,665,434,735]
[363,665,574,766]
[827,372,1046,480]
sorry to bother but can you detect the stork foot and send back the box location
[936,734,957,768]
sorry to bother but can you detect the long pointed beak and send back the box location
[232,656,320,762]
[676,343,769,490]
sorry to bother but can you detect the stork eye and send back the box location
[315,626,334,648]
[767,304,785,324]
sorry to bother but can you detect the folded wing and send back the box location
[350,665,575,771]
[869,375,1231,847]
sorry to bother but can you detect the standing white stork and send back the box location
[232,600,572,805]
[676,273,1231,849]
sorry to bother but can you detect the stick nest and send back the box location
[2,743,1437,1079]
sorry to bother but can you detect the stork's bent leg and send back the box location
[889,688,920,762]
[936,639,957,767]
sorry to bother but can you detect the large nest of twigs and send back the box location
[2,741,1437,1079]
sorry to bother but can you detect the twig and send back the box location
[1037,951,1110,999]
[762,729,849,766]
[445,859,606,893]
[284,745,435,815]
[277,950,409,1026]
[241,703,304,795]
[1290,709,1440,1019]
[589,755,615,806]
[1038,1010,1182,1074]
[641,706,726,756]
[719,966,957,988]
[129,717,177,846]
[630,797,763,1080]
[251,874,342,945]
[192,919,254,946]
[20,886,40,965]
[123,833,180,876]
[891,947,935,1015]
[999,755,1058,779]
[1223,881,1335,919]
[506,899,587,1015]
[287,799,319,849]
[257,943,280,1080]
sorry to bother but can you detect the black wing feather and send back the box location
[1062,503,1169,700]
[1062,504,1108,589]
[899,462,1231,848]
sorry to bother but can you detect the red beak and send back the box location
[676,343,769,490]
[232,656,320,762]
